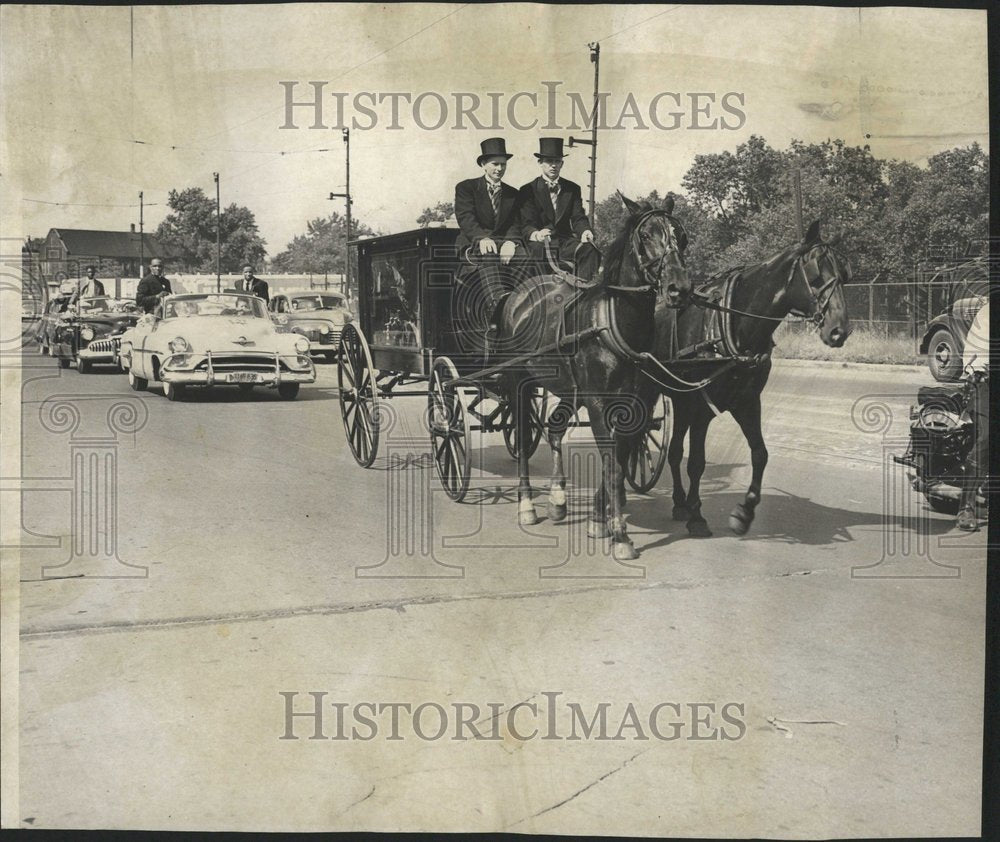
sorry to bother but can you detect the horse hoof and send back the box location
[687,519,712,538]
[588,520,610,539]
[728,514,751,535]
[518,507,538,526]
[547,502,567,522]
[612,540,639,561]
[672,505,691,522]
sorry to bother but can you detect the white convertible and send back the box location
[119,293,315,401]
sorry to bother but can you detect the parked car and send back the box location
[119,293,315,401]
[50,297,140,373]
[36,295,74,354]
[269,290,353,362]
[919,258,989,381]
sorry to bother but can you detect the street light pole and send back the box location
[568,42,600,225]
[213,172,221,293]
[329,127,352,298]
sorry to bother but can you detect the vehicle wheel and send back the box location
[926,494,960,516]
[429,356,471,502]
[338,323,380,467]
[625,395,670,493]
[74,356,91,374]
[927,329,961,382]
[128,369,148,391]
[501,387,548,460]
[58,357,70,369]
[163,381,185,401]
[277,383,299,400]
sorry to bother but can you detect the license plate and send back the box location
[228,372,260,383]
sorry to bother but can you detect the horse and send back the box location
[497,193,691,560]
[646,218,852,537]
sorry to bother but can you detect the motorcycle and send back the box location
[894,369,987,515]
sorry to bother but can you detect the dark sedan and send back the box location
[51,297,141,373]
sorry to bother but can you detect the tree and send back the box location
[155,187,267,272]
[416,202,455,227]
[270,211,377,273]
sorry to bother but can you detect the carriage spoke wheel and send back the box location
[429,357,471,502]
[502,387,548,460]
[338,323,380,468]
[625,395,670,493]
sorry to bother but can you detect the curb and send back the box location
[772,357,927,374]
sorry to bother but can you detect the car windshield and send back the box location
[77,298,111,313]
[289,294,345,312]
[162,294,268,319]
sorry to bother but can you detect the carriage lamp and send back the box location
[169,336,189,353]
[293,336,310,354]
[80,327,95,341]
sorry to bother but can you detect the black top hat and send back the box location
[477,137,513,166]
[534,137,567,159]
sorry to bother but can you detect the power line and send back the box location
[23,198,162,208]
[594,5,683,44]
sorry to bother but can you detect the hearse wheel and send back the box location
[338,323,380,467]
[625,394,670,493]
[501,387,548,460]
[429,356,471,502]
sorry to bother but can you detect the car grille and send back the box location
[192,353,300,373]
[87,337,119,353]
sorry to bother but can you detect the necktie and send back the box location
[548,180,560,211]
[488,182,501,219]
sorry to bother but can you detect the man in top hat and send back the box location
[454,137,528,347]
[239,265,269,304]
[518,137,599,281]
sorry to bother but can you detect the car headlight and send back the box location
[344,312,353,323]
[294,336,310,353]
[320,324,330,334]
[80,327,95,341]
[168,336,189,353]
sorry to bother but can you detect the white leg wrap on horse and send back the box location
[518,497,538,526]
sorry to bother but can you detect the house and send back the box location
[35,226,179,292]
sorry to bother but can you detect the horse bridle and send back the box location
[786,244,849,326]
[626,209,684,296]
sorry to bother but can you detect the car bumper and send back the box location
[160,350,316,386]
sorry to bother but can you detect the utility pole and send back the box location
[213,172,221,292]
[138,191,144,278]
[329,128,353,298]
[568,41,600,224]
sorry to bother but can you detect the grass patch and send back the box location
[772,323,924,365]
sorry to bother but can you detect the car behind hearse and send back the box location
[50,296,141,372]
[919,257,989,382]
[119,293,316,401]
[269,290,353,362]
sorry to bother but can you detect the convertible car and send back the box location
[51,297,140,373]
[269,290,353,361]
[119,293,315,401]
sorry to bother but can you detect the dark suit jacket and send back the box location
[518,176,590,240]
[135,274,172,313]
[70,279,106,301]
[239,276,269,303]
[454,177,523,253]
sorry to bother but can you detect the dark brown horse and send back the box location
[498,194,690,560]
[645,219,852,536]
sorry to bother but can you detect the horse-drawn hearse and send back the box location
[338,198,853,558]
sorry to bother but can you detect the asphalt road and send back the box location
[14,349,988,835]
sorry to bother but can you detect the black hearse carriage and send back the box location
[338,228,671,499]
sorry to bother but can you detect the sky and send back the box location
[0,4,989,257]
